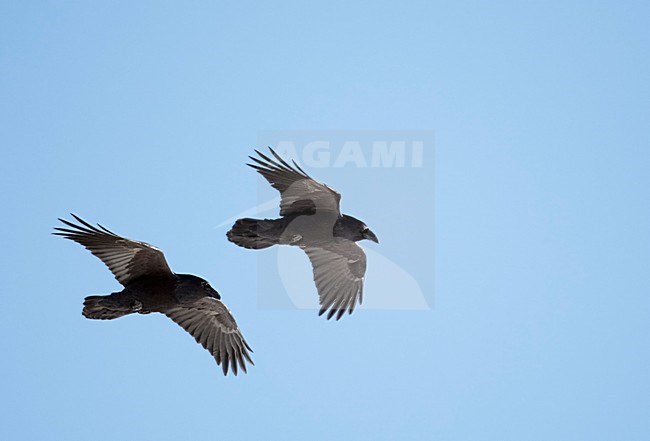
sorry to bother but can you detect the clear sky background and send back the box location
[2,1,649,440]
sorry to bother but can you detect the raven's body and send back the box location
[83,274,217,319]
[229,213,371,250]
[227,148,378,320]
[55,215,253,376]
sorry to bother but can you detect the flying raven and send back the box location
[55,215,253,376]
[227,148,379,320]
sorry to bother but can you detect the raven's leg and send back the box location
[82,291,141,320]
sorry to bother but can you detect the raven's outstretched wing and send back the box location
[303,239,367,320]
[54,214,173,287]
[164,298,254,376]
[248,147,341,216]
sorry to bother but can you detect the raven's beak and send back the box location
[364,229,379,243]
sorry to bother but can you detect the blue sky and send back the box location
[2,1,649,440]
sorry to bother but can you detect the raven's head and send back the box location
[177,274,222,299]
[340,215,379,243]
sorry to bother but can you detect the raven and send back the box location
[227,148,379,320]
[54,215,253,376]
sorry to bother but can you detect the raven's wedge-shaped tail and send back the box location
[226,218,287,250]
[83,292,139,320]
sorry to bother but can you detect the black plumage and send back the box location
[54,215,253,376]
[227,148,379,320]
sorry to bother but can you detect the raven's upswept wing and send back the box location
[54,214,173,286]
[248,147,341,216]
